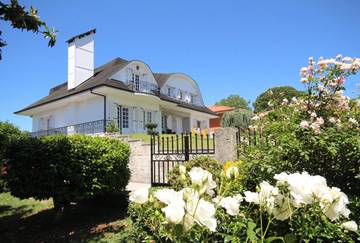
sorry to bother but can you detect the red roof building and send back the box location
[208,105,236,129]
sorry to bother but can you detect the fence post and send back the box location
[184,135,190,161]
[214,127,237,163]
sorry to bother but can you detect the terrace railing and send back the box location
[128,80,160,96]
[31,120,112,137]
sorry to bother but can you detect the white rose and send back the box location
[341,221,358,232]
[244,191,260,204]
[320,187,350,221]
[155,188,184,206]
[162,202,185,224]
[129,187,149,204]
[194,199,217,232]
[213,195,242,216]
[188,167,217,195]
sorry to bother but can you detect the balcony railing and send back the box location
[128,80,160,96]
[31,120,112,137]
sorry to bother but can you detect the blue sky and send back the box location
[1,0,360,131]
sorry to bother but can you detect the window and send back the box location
[122,108,129,129]
[179,91,183,100]
[167,87,171,96]
[190,94,194,103]
[147,111,152,123]
[197,120,201,128]
[143,111,146,129]
[117,106,122,129]
[135,74,140,91]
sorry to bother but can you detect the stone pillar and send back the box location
[214,127,238,163]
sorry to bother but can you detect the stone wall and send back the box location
[128,140,152,184]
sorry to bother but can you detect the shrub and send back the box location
[106,120,120,133]
[145,123,158,135]
[241,56,360,197]
[128,163,359,242]
[0,121,25,192]
[221,108,253,129]
[5,134,130,209]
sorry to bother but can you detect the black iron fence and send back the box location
[31,120,112,137]
[236,127,276,156]
[150,133,215,186]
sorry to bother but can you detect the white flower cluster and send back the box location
[244,172,356,228]
[130,168,358,233]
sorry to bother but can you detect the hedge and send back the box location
[5,134,130,209]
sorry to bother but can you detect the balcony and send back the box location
[31,120,112,137]
[127,80,160,96]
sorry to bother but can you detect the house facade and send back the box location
[16,29,217,136]
[208,105,236,129]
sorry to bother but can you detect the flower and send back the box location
[319,187,350,221]
[193,199,217,232]
[329,117,337,124]
[213,195,243,216]
[129,187,149,204]
[179,165,187,174]
[310,112,317,118]
[300,120,310,129]
[282,98,289,105]
[316,117,324,125]
[162,202,185,224]
[310,122,321,134]
[223,162,239,179]
[341,221,358,232]
[251,115,260,121]
[155,188,184,206]
[349,118,358,126]
[275,172,327,207]
[244,191,260,204]
[272,194,293,221]
[188,167,217,196]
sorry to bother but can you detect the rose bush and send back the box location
[128,162,359,242]
[239,55,360,196]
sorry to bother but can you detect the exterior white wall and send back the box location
[68,33,94,89]
[110,61,158,86]
[107,94,162,134]
[160,74,204,106]
[32,96,103,131]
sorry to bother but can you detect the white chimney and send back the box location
[67,29,96,90]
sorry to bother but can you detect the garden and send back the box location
[0,55,359,242]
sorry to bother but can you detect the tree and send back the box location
[0,0,57,60]
[253,86,304,113]
[221,108,253,129]
[215,94,250,110]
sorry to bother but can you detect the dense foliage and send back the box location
[127,55,360,242]
[253,86,304,112]
[215,94,251,110]
[0,0,57,60]
[0,121,25,192]
[243,55,360,196]
[221,108,253,129]
[5,134,130,209]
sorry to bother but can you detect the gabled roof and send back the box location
[15,58,216,116]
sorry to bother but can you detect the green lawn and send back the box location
[130,133,214,151]
[0,192,131,243]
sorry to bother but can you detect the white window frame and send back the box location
[122,107,129,129]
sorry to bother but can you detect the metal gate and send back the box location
[150,133,215,186]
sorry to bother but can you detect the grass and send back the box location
[130,133,214,151]
[0,192,132,243]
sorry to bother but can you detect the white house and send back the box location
[16,29,217,136]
